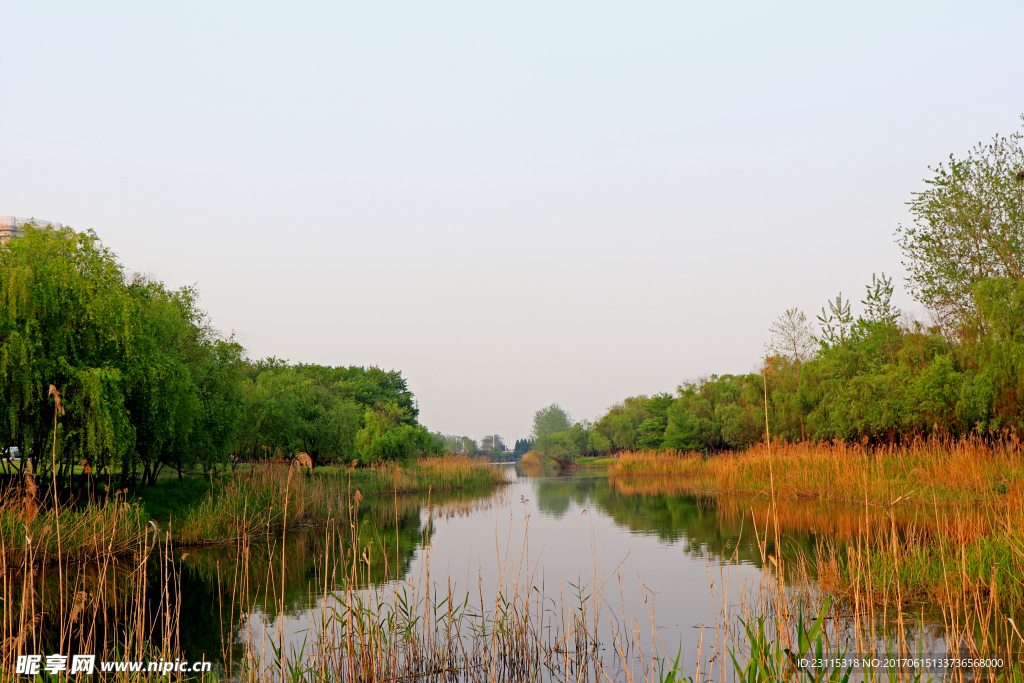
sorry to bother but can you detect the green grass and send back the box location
[174,456,506,545]
[577,456,618,468]
[125,475,216,521]
[0,457,507,552]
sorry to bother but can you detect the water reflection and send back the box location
[7,467,1012,676]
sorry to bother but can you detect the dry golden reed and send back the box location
[611,436,1024,504]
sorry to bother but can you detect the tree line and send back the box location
[530,117,1024,462]
[0,226,443,488]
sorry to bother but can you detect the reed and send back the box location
[355,454,507,495]
[611,436,1024,504]
[6,451,1024,682]
[5,491,1024,682]
[0,487,147,565]
[175,456,506,545]
[607,436,1024,651]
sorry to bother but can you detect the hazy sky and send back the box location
[3,1,1023,442]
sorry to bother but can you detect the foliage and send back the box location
[355,402,437,465]
[433,433,478,455]
[512,438,535,456]
[532,403,572,440]
[537,423,591,468]
[594,396,649,451]
[0,225,245,487]
[480,434,504,453]
[898,116,1024,326]
[0,225,433,487]
[233,362,420,465]
[591,266,1024,448]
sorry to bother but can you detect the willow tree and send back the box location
[0,225,244,488]
[0,226,136,482]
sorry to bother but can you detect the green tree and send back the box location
[0,225,244,487]
[636,393,674,449]
[355,402,435,464]
[532,404,572,441]
[537,422,591,468]
[594,396,650,452]
[898,117,1024,326]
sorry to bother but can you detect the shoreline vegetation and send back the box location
[4,466,1024,682]
[607,437,1024,504]
[0,455,506,562]
[604,438,1024,614]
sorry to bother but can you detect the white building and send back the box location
[0,216,63,245]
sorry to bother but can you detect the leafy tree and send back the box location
[234,362,421,464]
[817,295,854,348]
[594,396,649,452]
[532,404,572,440]
[898,117,1024,326]
[636,393,674,449]
[537,422,591,468]
[0,225,245,487]
[356,402,435,464]
[481,434,504,452]
[433,433,477,455]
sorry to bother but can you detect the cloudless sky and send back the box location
[3,1,1023,442]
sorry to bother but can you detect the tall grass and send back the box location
[0,456,506,556]
[175,456,506,545]
[612,440,1024,615]
[7,446,1024,681]
[0,487,148,565]
[611,437,1024,504]
[5,481,1024,682]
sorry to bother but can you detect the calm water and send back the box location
[22,466,992,677]
[172,466,853,669]
[19,464,1011,679]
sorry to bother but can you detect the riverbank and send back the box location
[0,456,506,561]
[610,439,1024,612]
[609,438,1024,504]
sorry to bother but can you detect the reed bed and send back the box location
[0,487,148,565]
[7,448,1024,682]
[176,457,506,545]
[611,437,1024,504]
[4,484,1024,682]
[1,529,190,682]
[363,455,507,495]
[172,464,350,545]
[235,510,637,682]
[0,456,506,557]
[610,448,1024,614]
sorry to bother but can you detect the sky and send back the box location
[2,1,1023,443]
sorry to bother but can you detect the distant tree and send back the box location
[817,295,854,348]
[860,273,899,327]
[594,396,650,452]
[234,362,420,464]
[532,404,572,441]
[537,423,590,468]
[636,394,674,450]
[481,434,504,452]
[512,438,535,455]
[767,309,816,365]
[766,308,817,440]
[433,433,477,455]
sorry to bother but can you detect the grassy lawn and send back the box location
[125,475,217,521]
[577,456,618,468]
